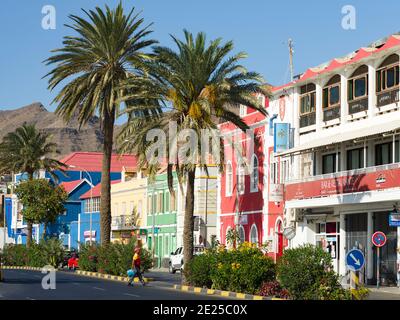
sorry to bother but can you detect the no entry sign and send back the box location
[372,231,387,247]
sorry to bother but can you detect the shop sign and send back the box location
[269,184,284,202]
[283,227,296,240]
[274,123,290,153]
[285,166,400,201]
[84,230,96,239]
[389,211,400,227]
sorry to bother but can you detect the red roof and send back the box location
[60,152,137,172]
[59,180,86,194]
[80,180,121,199]
[272,34,400,93]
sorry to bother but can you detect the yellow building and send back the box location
[110,167,148,244]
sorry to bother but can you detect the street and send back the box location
[0,269,229,300]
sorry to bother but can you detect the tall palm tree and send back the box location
[118,30,269,279]
[44,3,157,245]
[0,123,65,247]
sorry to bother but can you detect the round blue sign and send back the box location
[346,249,365,272]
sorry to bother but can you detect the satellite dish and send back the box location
[283,227,296,240]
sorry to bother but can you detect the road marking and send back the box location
[92,287,106,291]
[124,293,140,298]
[72,282,80,286]
[26,297,36,300]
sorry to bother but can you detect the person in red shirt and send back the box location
[128,247,145,286]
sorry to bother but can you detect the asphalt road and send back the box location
[0,269,229,300]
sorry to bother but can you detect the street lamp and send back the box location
[68,165,94,245]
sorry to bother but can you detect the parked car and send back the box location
[68,253,79,270]
[169,245,204,274]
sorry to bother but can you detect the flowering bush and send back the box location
[185,242,275,295]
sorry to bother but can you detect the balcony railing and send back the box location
[323,105,340,121]
[300,112,316,128]
[377,88,399,107]
[349,97,368,114]
[284,162,400,201]
[111,215,138,230]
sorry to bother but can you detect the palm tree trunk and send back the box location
[182,169,196,284]
[26,222,33,248]
[26,171,34,248]
[100,108,115,245]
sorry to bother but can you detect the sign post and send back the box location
[346,249,365,297]
[389,210,400,287]
[372,231,387,289]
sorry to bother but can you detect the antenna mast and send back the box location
[288,38,294,81]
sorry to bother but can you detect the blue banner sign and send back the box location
[274,123,291,153]
[389,211,400,227]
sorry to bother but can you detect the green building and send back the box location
[146,172,179,268]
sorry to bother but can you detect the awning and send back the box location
[278,118,400,156]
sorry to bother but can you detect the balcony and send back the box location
[300,112,316,128]
[377,87,399,107]
[111,215,138,231]
[284,163,400,201]
[323,105,340,122]
[349,97,368,114]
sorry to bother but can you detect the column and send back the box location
[364,140,367,168]
[340,74,348,125]
[315,83,323,131]
[340,142,346,172]
[367,212,374,282]
[393,134,396,164]
[339,213,346,277]
[368,64,376,118]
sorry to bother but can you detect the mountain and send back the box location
[0,102,120,158]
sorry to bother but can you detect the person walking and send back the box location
[128,247,145,286]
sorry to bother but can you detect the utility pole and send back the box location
[288,38,294,82]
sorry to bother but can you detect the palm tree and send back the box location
[118,30,269,280]
[0,123,65,247]
[44,3,157,245]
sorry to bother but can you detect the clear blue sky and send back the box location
[0,0,399,123]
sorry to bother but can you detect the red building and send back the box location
[217,94,287,260]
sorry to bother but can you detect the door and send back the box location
[276,220,283,259]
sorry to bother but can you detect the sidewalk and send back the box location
[367,286,400,300]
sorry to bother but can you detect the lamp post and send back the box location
[68,165,94,245]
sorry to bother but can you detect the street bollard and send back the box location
[350,270,359,299]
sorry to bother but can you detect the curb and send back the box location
[74,270,154,283]
[2,266,53,271]
[173,285,272,300]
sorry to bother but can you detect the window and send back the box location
[238,226,245,244]
[348,65,368,101]
[322,153,340,174]
[170,191,177,212]
[250,224,258,244]
[165,192,170,212]
[158,193,163,213]
[238,162,245,194]
[239,104,247,117]
[148,196,152,214]
[280,159,290,183]
[250,155,259,192]
[121,202,126,216]
[270,152,278,184]
[226,161,233,196]
[347,148,365,170]
[376,54,400,92]
[323,75,341,109]
[375,142,399,165]
[299,84,316,115]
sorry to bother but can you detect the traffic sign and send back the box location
[372,231,387,247]
[346,249,365,272]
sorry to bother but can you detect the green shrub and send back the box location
[184,251,216,288]
[2,244,29,266]
[78,239,153,276]
[2,239,65,268]
[277,244,350,300]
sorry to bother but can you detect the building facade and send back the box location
[275,34,400,286]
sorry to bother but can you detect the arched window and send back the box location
[250,224,259,245]
[238,225,246,244]
[377,54,400,93]
[250,155,259,192]
[226,161,233,196]
[238,162,245,195]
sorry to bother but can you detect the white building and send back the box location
[274,34,400,286]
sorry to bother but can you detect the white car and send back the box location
[169,246,204,274]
